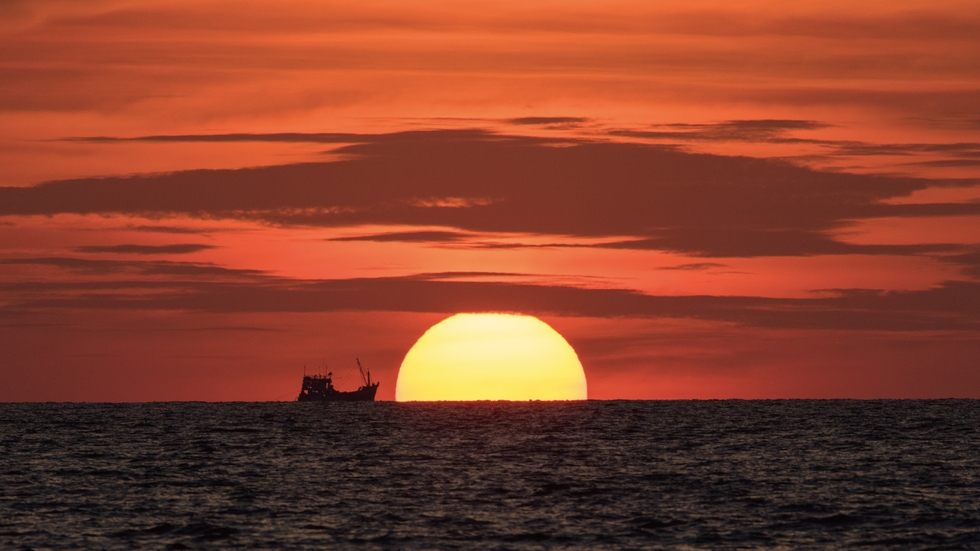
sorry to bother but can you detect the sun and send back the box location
[395,313,587,401]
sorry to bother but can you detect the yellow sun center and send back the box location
[395,313,587,401]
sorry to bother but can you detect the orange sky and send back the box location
[1,0,979,400]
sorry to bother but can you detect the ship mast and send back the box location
[357,358,371,386]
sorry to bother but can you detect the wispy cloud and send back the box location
[656,262,728,271]
[73,244,215,255]
[2,258,978,332]
[328,231,468,243]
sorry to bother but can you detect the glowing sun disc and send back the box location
[395,313,587,401]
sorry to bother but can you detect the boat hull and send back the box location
[297,382,379,402]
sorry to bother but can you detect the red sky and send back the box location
[1,0,979,401]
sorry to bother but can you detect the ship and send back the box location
[297,358,379,402]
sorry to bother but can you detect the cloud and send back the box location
[73,244,215,255]
[909,160,980,168]
[4,2,978,126]
[656,262,728,271]
[4,130,980,257]
[505,117,590,126]
[406,271,531,280]
[66,132,366,143]
[64,129,533,145]
[940,248,980,279]
[615,119,830,142]
[58,126,980,183]
[125,224,235,234]
[611,121,980,168]
[406,197,497,208]
[0,257,265,278]
[328,231,468,243]
[598,232,964,258]
[2,259,978,331]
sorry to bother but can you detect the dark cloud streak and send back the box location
[328,231,467,243]
[74,244,215,255]
[612,121,980,168]
[2,260,977,332]
[656,263,728,271]
[941,248,980,279]
[505,117,590,126]
[4,130,979,257]
[0,257,266,278]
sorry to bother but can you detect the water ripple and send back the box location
[1,400,979,549]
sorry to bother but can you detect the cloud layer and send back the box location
[3,257,978,332]
[4,131,977,258]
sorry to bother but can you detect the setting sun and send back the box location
[395,313,587,401]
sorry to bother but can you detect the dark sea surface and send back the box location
[2,401,979,550]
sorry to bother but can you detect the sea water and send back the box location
[2,401,979,549]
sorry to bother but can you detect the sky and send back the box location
[1,0,979,401]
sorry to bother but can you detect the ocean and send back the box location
[2,401,979,549]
